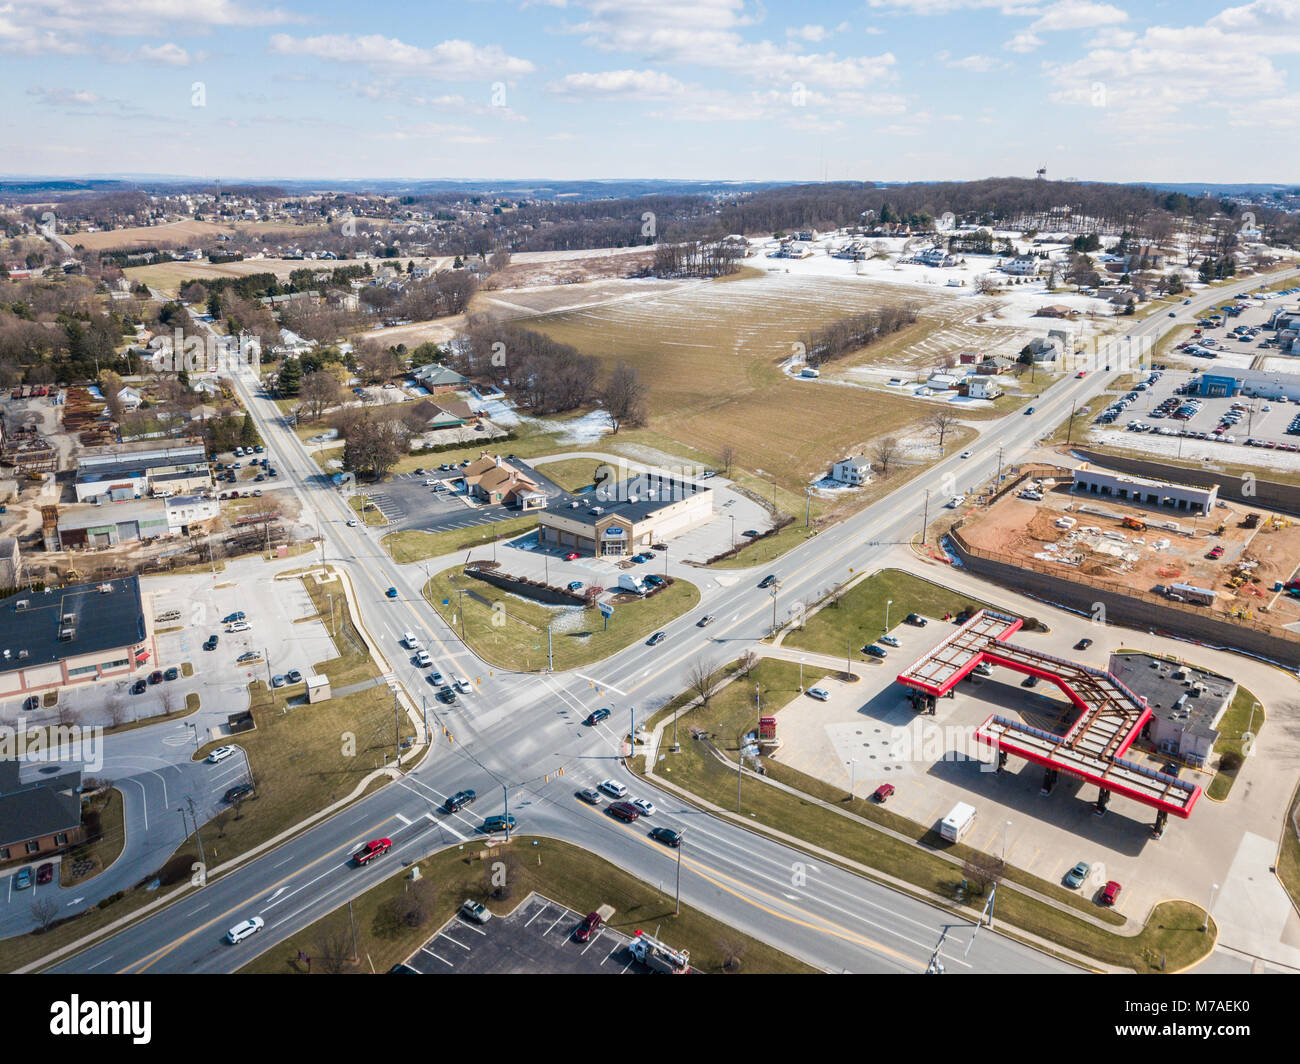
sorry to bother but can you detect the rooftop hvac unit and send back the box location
[61,613,76,624]
[18,649,28,658]
[15,600,29,611]
[629,495,638,503]
[59,627,75,641]
[99,583,114,593]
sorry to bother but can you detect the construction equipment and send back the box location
[1121,516,1146,531]
[1242,512,1261,529]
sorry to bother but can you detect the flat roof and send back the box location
[1108,652,1234,740]
[581,473,709,526]
[58,499,167,531]
[0,577,146,672]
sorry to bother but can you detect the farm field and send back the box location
[125,255,420,297]
[70,219,234,251]
[528,272,955,493]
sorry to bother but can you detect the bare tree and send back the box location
[927,410,960,451]
[974,272,1000,295]
[869,436,900,478]
[160,688,177,717]
[299,370,343,422]
[718,445,736,477]
[715,935,747,972]
[488,249,512,273]
[736,650,758,677]
[315,921,357,973]
[106,694,128,728]
[687,658,719,707]
[961,852,1006,895]
[601,362,648,434]
[210,807,233,838]
[31,897,59,933]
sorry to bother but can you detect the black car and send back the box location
[443,789,477,813]
[758,574,777,589]
[646,631,666,646]
[585,707,611,726]
[224,783,255,803]
[203,634,219,651]
[163,666,180,681]
[440,686,457,704]
[1022,675,1040,688]
[22,695,39,712]
[130,679,147,695]
[1074,637,1094,651]
[861,644,888,659]
[650,827,682,848]
[903,613,928,627]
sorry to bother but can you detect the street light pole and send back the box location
[674,828,686,916]
[921,489,930,545]
[1002,819,1011,864]
[1203,882,1220,932]
[846,758,856,800]
[885,599,893,634]
[503,783,511,843]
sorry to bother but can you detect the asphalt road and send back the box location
[38,273,1292,974]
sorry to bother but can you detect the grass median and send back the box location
[384,514,539,565]
[423,566,699,672]
[349,494,388,527]
[646,657,1212,970]
[238,835,815,974]
[1207,685,1264,801]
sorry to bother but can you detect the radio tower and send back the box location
[1035,166,1047,180]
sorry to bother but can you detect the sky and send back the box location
[2,0,1299,184]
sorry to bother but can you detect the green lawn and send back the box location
[423,566,699,672]
[1207,685,1263,801]
[649,658,1208,970]
[349,494,388,527]
[1279,783,1300,916]
[535,457,606,492]
[782,569,1003,657]
[385,514,539,564]
[238,836,815,975]
[58,788,125,888]
[297,572,381,689]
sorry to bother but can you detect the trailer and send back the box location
[1168,582,1215,606]
[939,802,977,843]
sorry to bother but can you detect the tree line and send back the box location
[800,304,921,369]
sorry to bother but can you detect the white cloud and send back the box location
[268,34,536,81]
[548,69,687,99]
[787,24,829,42]
[27,86,101,105]
[134,42,193,65]
[945,53,1009,72]
[1086,27,1135,48]
[1030,1,1129,32]
[1004,31,1043,52]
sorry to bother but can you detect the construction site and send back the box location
[956,466,1300,629]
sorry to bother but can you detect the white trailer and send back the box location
[940,802,977,843]
[617,573,647,595]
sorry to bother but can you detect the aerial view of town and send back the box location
[1,0,1297,1034]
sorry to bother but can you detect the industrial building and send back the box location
[74,443,211,503]
[1071,463,1218,516]
[1107,652,1236,769]
[538,473,713,557]
[53,495,219,550]
[0,577,150,695]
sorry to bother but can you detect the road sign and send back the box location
[598,602,614,618]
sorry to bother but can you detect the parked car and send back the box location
[567,581,584,592]
[862,644,888,659]
[224,783,254,803]
[742,529,759,537]
[1022,675,1040,689]
[1208,545,1225,559]
[608,801,640,822]
[1100,880,1122,906]
[598,779,628,798]
[577,787,602,805]
[223,611,246,624]
[1074,638,1093,651]
[227,621,251,633]
[36,862,54,885]
[564,552,580,561]
[444,789,477,813]
[879,635,900,647]
[1064,861,1091,888]
[130,679,147,695]
[164,666,179,681]
[226,917,264,944]
[806,687,830,701]
[585,708,611,726]
[207,745,237,764]
[904,613,928,627]
[271,674,286,689]
[148,670,163,685]
[13,867,32,890]
[461,899,492,924]
[872,784,895,804]
[650,827,682,847]
[286,670,303,684]
[574,911,603,942]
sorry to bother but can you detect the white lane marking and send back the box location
[576,673,626,696]
[395,813,412,826]
[420,947,454,966]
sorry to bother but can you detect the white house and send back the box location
[117,387,143,411]
[1001,254,1039,276]
[965,377,1002,400]
[831,455,872,486]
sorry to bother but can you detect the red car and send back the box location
[35,863,54,885]
[574,911,603,943]
[871,784,895,804]
[564,552,580,561]
[1207,545,1224,559]
[1100,880,1122,906]
[352,838,392,866]
[1075,370,1087,378]
[608,801,640,822]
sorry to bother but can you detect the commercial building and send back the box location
[0,577,150,695]
[1107,652,1235,769]
[74,443,211,503]
[461,454,547,509]
[1071,463,1218,516]
[54,495,218,550]
[0,759,85,863]
[1194,368,1300,402]
[0,537,20,589]
[539,472,713,557]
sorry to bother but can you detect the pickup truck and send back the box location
[352,838,392,866]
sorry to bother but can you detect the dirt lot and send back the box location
[960,480,1300,626]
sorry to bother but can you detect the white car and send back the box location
[424,478,438,486]
[948,495,966,508]
[227,621,251,633]
[807,687,831,702]
[226,917,264,944]
[346,518,358,527]
[207,745,237,764]
[453,677,471,693]
[879,635,900,647]
[631,798,657,817]
[401,632,422,650]
[960,450,973,459]
[415,651,432,668]
[598,779,628,799]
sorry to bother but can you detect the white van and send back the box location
[940,802,977,843]
[415,650,432,668]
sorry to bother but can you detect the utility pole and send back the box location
[737,731,743,812]
[921,489,930,545]
[503,783,511,843]
[994,446,1003,493]
[885,599,893,634]
[805,486,812,527]
[185,794,207,878]
[1066,398,1078,445]
[348,898,359,962]
[674,828,686,915]
[629,706,636,753]
[394,683,401,763]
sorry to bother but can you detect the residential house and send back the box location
[963,377,1003,400]
[976,355,1015,375]
[411,363,469,393]
[831,455,872,486]
[116,387,143,411]
[1000,254,1039,276]
[1024,336,1063,364]
[1034,304,1080,320]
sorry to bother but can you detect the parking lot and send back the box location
[401,893,650,974]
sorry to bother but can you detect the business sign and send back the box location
[598,602,614,619]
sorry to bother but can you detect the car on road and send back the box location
[271,675,287,688]
[286,670,302,684]
[386,587,398,598]
[646,631,666,646]
[564,551,580,561]
[453,677,471,693]
[164,666,179,681]
[1100,880,1122,906]
[904,613,927,627]
[482,814,516,834]
[148,670,163,684]
[650,827,682,847]
[608,801,640,822]
[631,798,657,817]
[598,779,628,798]
[13,867,32,890]
[439,686,457,704]
[1168,311,1177,317]
[461,900,492,924]
[574,911,603,942]
[577,787,602,805]
[879,634,900,647]
[224,783,254,803]
[960,450,973,459]
[353,839,393,866]
[415,650,432,668]
[1074,638,1093,651]
[1024,406,1035,414]
[742,529,759,537]
[347,518,358,527]
[36,862,53,885]
[207,745,237,764]
[806,687,830,701]
[1076,370,1088,378]
[697,614,716,627]
[1184,298,1192,304]
[567,581,584,592]
[130,679,147,695]
[862,644,888,659]
[585,707,611,726]
[225,917,264,944]
[227,621,250,633]
[429,670,444,686]
[444,789,477,813]
[872,784,895,803]
[758,574,777,589]
[1064,861,1091,888]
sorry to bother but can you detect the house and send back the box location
[1024,336,1062,363]
[963,377,1003,400]
[1034,304,1080,320]
[273,328,314,356]
[1001,254,1039,276]
[976,355,1015,375]
[926,371,965,391]
[461,454,543,508]
[831,455,872,486]
[0,759,85,864]
[915,247,957,268]
[957,350,982,365]
[410,364,468,393]
[116,387,143,411]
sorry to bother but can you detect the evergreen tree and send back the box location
[278,356,303,396]
[239,413,261,448]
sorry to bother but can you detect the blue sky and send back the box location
[3,0,1298,183]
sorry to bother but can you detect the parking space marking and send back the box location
[524,903,550,928]
[544,911,567,936]
[420,946,454,966]
[439,933,473,952]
